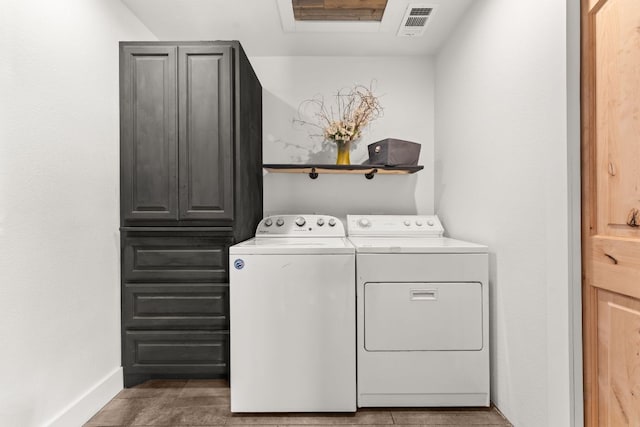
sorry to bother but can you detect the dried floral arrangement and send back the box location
[295,83,383,146]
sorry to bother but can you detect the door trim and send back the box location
[568,1,583,427]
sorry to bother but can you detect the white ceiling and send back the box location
[120,0,474,56]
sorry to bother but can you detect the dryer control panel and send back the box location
[256,215,346,237]
[347,215,444,237]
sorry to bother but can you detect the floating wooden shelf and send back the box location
[263,164,424,180]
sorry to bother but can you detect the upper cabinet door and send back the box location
[121,45,179,221]
[178,46,234,221]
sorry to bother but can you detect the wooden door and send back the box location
[582,1,640,426]
[178,45,234,221]
[120,45,179,221]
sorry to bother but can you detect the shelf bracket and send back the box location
[308,168,319,180]
[365,168,378,180]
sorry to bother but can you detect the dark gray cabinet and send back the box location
[119,41,262,387]
[122,233,231,283]
[123,329,229,382]
[120,45,178,221]
[178,45,234,221]
[121,44,240,224]
[123,283,229,329]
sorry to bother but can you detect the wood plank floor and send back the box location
[84,380,512,427]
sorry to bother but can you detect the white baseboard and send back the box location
[46,366,123,427]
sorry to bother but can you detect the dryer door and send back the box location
[364,282,483,351]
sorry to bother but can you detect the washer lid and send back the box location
[230,237,355,255]
[348,237,487,254]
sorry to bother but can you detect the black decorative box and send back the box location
[364,138,421,166]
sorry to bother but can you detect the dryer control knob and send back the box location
[427,220,435,226]
[276,218,285,227]
[328,218,337,227]
[359,218,371,228]
[295,217,306,227]
[415,220,423,226]
[317,218,325,226]
[403,220,411,226]
[264,218,273,227]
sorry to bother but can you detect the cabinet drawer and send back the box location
[123,283,228,329]
[123,234,232,282]
[123,330,228,375]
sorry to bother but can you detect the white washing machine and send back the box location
[229,215,356,412]
[347,215,489,408]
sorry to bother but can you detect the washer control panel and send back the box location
[256,215,345,237]
[346,215,444,237]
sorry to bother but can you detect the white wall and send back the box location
[250,56,435,217]
[0,1,155,426]
[434,1,579,426]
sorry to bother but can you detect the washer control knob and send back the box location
[415,220,423,226]
[427,220,435,226]
[328,218,337,227]
[359,218,371,228]
[295,217,306,227]
[404,220,411,226]
[276,218,285,227]
[317,218,325,226]
[264,218,273,227]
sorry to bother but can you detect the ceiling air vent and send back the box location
[397,4,435,37]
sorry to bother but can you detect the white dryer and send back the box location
[347,215,489,408]
[229,215,356,412]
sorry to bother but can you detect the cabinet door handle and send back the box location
[410,289,437,301]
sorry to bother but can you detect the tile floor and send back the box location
[84,380,512,427]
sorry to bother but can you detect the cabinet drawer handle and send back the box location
[410,289,437,301]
